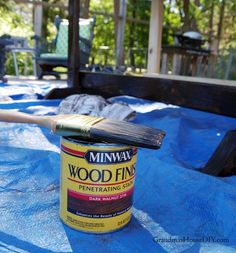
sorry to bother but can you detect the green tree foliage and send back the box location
[89,0,236,77]
[164,0,236,49]
[90,0,151,67]
[0,0,14,11]
[0,1,32,37]
[90,0,116,65]
[125,0,150,68]
[41,0,68,41]
[0,0,34,75]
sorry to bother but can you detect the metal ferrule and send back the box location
[55,115,104,137]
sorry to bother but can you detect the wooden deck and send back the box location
[6,73,236,88]
[145,73,236,87]
[6,75,67,86]
[4,72,236,118]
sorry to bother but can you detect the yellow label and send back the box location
[59,137,137,233]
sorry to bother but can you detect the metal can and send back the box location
[60,137,137,233]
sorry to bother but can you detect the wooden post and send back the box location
[114,0,127,66]
[34,1,43,36]
[68,0,80,88]
[147,0,163,74]
[160,53,168,74]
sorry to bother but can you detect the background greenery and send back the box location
[1,0,236,79]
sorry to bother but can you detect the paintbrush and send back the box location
[0,109,165,149]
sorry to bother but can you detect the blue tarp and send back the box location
[0,82,66,100]
[1,93,236,253]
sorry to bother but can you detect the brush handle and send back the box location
[0,109,53,130]
[0,110,165,149]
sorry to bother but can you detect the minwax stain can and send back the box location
[60,137,137,233]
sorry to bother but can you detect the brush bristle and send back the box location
[90,119,165,149]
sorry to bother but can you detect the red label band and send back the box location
[68,187,134,202]
[61,144,85,158]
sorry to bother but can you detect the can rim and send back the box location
[62,136,131,148]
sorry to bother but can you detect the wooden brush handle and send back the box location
[0,109,53,130]
[0,109,38,123]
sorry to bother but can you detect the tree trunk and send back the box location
[190,0,200,31]
[182,0,190,32]
[81,0,90,18]
[209,0,225,78]
[217,0,225,41]
[213,0,225,54]
[114,0,119,45]
[208,2,215,45]
[41,1,48,39]
[129,0,136,49]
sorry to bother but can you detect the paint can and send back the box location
[60,137,137,233]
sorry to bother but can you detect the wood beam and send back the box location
[33,1,43,36]
[147,0,163,73]
[46,71,236,119]
[114,0,127,66]
[15,0,67,8]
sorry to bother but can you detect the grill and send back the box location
[174,31,205,49]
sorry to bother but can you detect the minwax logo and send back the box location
[85,149,133,164]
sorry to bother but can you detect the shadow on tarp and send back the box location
[62,215,165,253]
[0,217,165,253]
[0,231,55,253]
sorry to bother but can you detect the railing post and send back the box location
[147,0,163,74]
[68,0,80,88]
